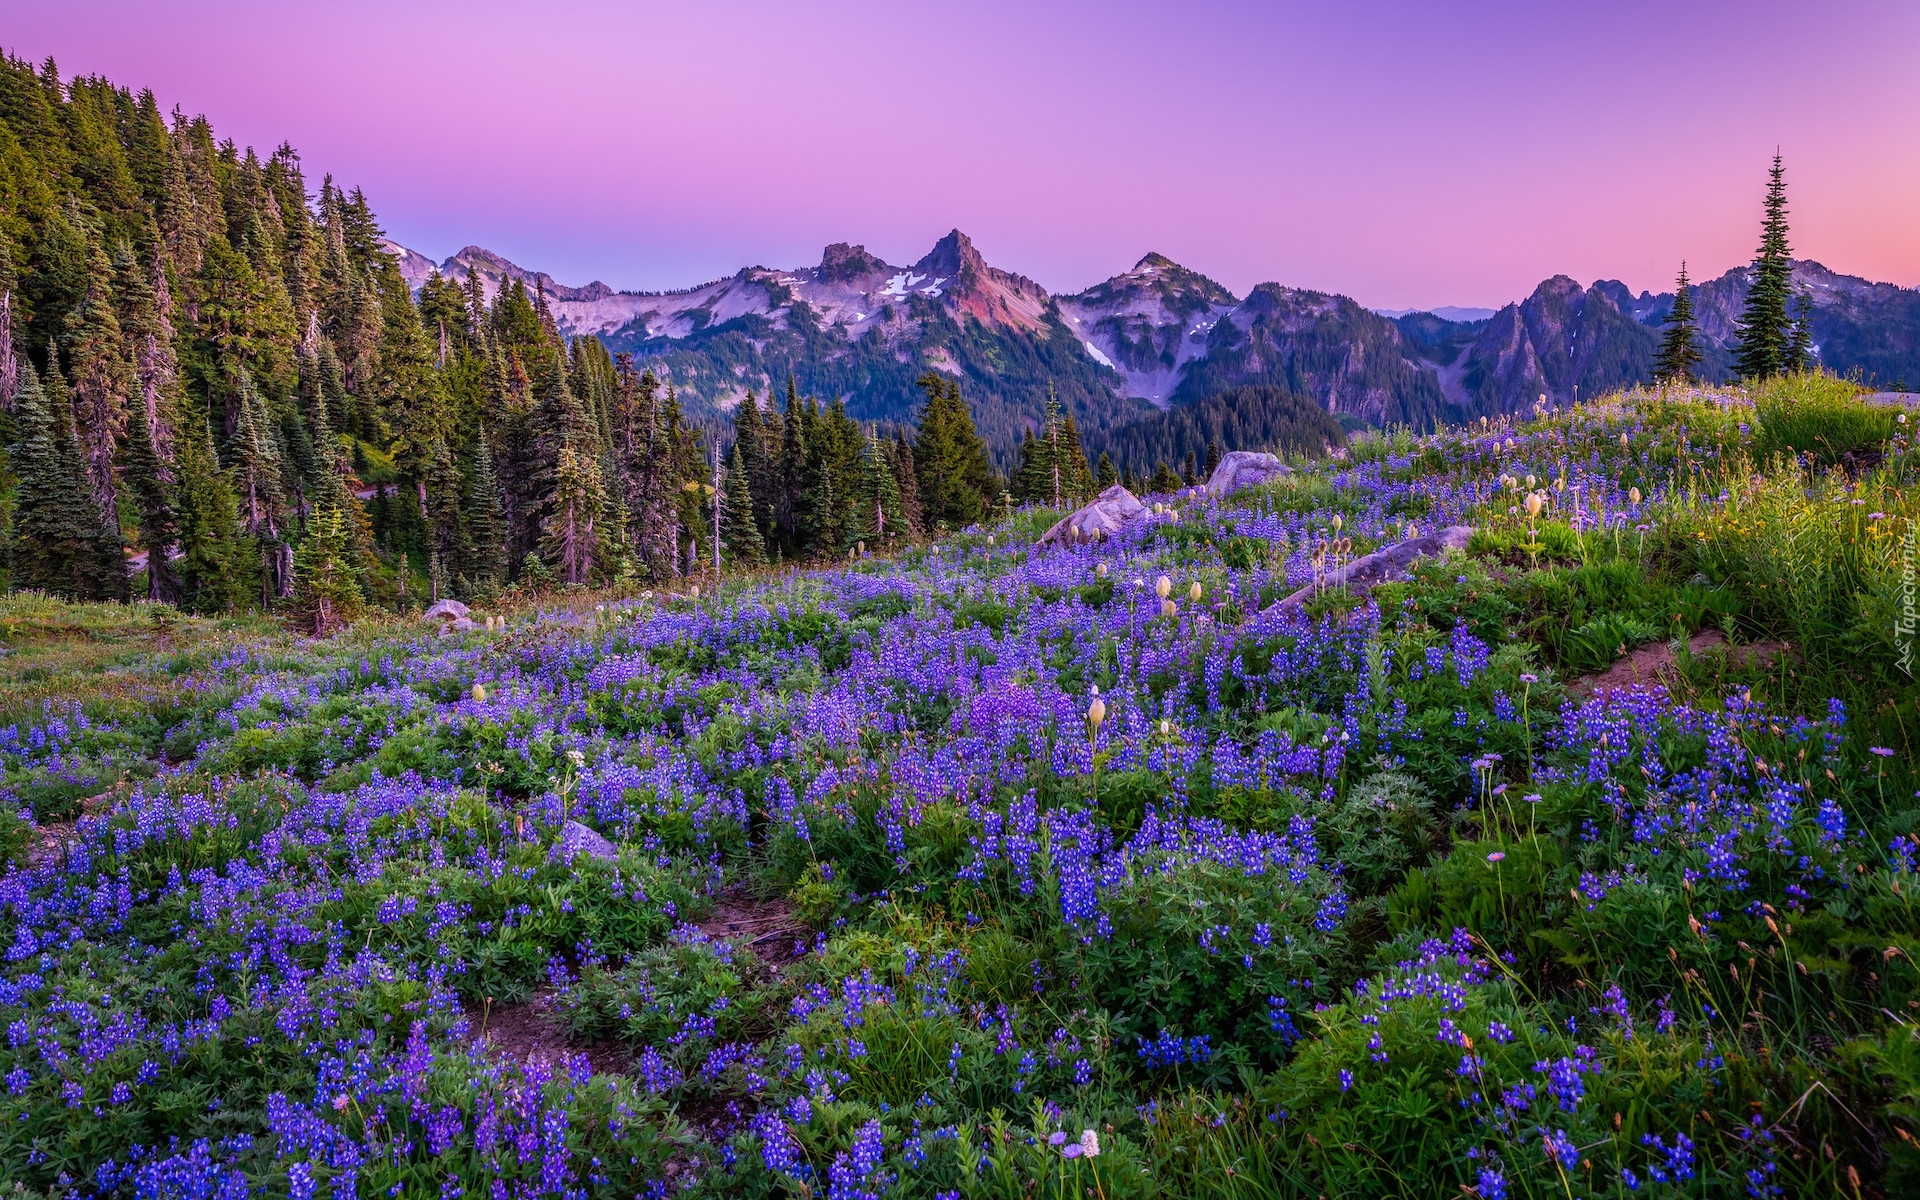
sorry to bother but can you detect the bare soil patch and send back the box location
[1569,629,1791,700]
[465,989,630,1075]
[701,891,808,965]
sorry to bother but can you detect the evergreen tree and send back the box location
[1204,438,1222,478]
[122,381,180,604]
[1150,459,1181,494]
[422,435,470,599]
[1733,154,1794,380]
[911,372,996,531]
[227,365,292,604]
[854,429,905,548]
[534,358,607,586]
[465,426,508,590]
[63,239,129,532]
[1096,450,1118,489]
[172,411,247,614]
[0,243,19,412]
[721,444,766,567]
[1057,408,1093,500]
[1181,448,1198,487]
[1653,262,1703,384]
[287,505,362,635]
[890,430,924,538]
[10,363,115,599]
[1012,427,1040,503]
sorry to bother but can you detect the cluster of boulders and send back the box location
[425,598,482,635]
[1037,451,1291,547]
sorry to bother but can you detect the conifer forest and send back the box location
[0,51,1917,1200]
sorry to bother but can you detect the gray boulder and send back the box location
[555,820,618,863]
[424,599,471,622]
[1038,485,1151,546]
[1268,526,1474,613]
[1206,451,1291,497]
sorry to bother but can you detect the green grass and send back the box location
[1753,372,1896,465]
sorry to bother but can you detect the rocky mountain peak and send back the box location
[817,242,888,283]
[912,229,987,284]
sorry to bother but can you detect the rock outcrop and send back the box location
[1038,485,1151,545]
[1205,451,1291,497]
[1268,526,1474,613]
[554,820,618,863]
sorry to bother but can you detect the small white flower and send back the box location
[1080,1129,1100,1158]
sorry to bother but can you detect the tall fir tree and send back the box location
[721,444,766,567]
[1732,154,1794,380]
[465,426,508,591]
[63,239,130,534]
[1653,262,1703,384]
[890,430,924,539]
[534,354,608,585]
[911,372,996,531]
[287,505,362,635]
[171,410,247,614]
[10,362,120,600]
[854,429,905,548]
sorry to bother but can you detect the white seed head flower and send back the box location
[1188,581,1202,602]
[1087,696,1106,730]
[1161,598,1177,618]
[1095,561,1108,578]
[1629,486,1642,504]
[471,683,487,704]
[1155,576,1172,599]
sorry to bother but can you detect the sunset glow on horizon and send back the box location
[11,0,1919,309]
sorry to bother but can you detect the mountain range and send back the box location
[385,233,1920,468]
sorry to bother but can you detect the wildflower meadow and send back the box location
[0,373,1916,1199]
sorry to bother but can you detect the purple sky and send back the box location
[12,1,1920,308]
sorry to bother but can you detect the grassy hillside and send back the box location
[0,374,1914,1197]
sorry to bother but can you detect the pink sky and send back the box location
[11,1,1920,309]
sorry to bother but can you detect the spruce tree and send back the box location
[46,353,125,599]
[854,429,905,549]
[10,363,111,599]
[288,505,362,635]
[172,412,247,614]
[228,366,291,604]
[1096,450,1118,489]
[1653,262,1703,384]
[891,430,924,538]
[1733,154,1794,380]
[465,426,508,590]
[1204,438,1221,478]
[63,240,130,537]
[911,372,996,531]
[721,444,766,568]
[1057,406,1093,501]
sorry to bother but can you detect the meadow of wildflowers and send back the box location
[0,373,1916,1199]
